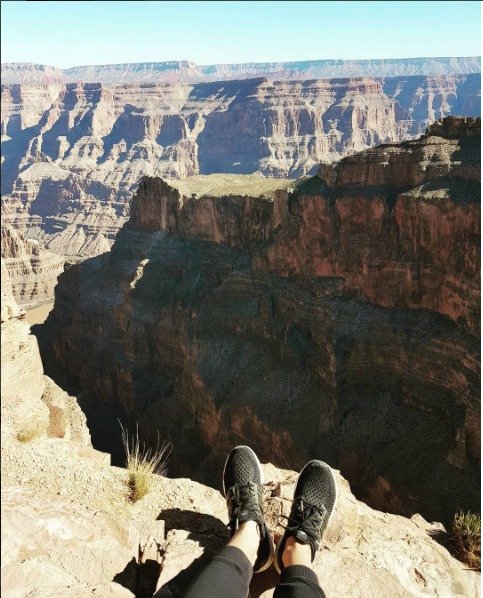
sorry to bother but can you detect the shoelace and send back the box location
[279,497,327,549]
[227,482,266,537]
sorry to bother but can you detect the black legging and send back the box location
[184,546,325,598]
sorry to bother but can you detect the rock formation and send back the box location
[1,261,131,596]
[153,463,481,598]
[2,56,481,84]
[260,116,481,336]
[1,73,480,258]
[1,259,89,450]
[39,117,480,528]
[2,257,478,596]
[4,452,480,597]
[1,222,65,308]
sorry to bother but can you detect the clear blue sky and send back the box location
[1,1,480,68]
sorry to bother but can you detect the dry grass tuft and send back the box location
[451,510,481,570]
[16,422,42,443]
[121,422,171,503]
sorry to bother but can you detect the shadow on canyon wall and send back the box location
[33,117,481,529]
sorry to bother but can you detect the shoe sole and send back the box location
[222,445,274,573]
[274,460,339,574]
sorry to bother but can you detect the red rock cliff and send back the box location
[258,116,480,336]
[39,117,480,527]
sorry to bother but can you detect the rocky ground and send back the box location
[3,447,481,597]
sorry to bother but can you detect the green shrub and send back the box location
[451,510,481,570]
[121,423,171,503]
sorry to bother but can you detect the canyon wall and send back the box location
[2,74,480,258]
[39,117,480,526]
[2,250,477,596]
[1,259,91,450]
[1,222,64,308]
[259,117,481,336]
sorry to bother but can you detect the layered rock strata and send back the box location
[1,74,480,258]
[260,116,481,336]
[1,222,65,307]
[39,118,480,526]
[2,56,481,84]
[1,260,89,448]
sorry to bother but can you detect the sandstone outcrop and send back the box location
[2,56,481,84]
[1,259,89,447]
[1,259,132,596]
[1,222,65,308]
[3,456,480,597]
[39,118,480,528]
[154,464,480,598]
[1,73,480,258]
[1,260,47,439]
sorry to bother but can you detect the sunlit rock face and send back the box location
[39,118,480,526]
[1,74,480,258]
[1,223,65,308]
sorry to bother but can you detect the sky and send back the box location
[1,0,481,68]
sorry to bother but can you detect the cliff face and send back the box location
[1,223,65,308]
[1,259,91,449]
[260,117,480,336]
[1,74,480,258]
[39,117,480,526]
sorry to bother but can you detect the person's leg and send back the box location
[184,446,274,598]
[274,460,338,598]
[273,537,325,597]
[184,521,259,598]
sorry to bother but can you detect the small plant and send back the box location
[16,422,42,443]
[451,510,481,570]
[120,422,171,503]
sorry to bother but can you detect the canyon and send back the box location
[1,0,480,583]
[2,70,480,259]
[2,259,477,597]
[38,117,480,529]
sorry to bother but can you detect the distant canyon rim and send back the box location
[2,56,481,84]
[1,57,480,262]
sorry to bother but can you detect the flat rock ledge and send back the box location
[1,460,479,598]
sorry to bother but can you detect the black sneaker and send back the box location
[275,460,338,573]
[223,446,274,573]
